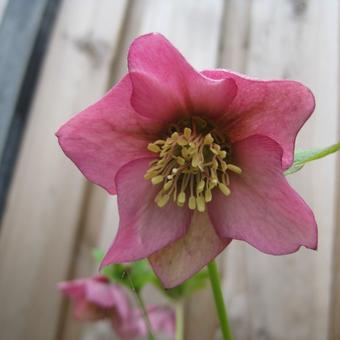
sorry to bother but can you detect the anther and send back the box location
[210,178,218,188]
[163,180,173,191]
[176,157,186,166]
[196,196,206,212]
[155,193,170,208]
[184,128,192,139]
[204,133,214,145]
[177,192,186,204]
[205,188,212,202]
[197,180,205,193]
[151,175,164,185]
[221,161,228,172]
[219,150,227,159]
[227,164,242,174]
[147,143,161,153]
[218,183,231,196]
[188,196,196,210]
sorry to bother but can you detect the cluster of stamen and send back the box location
[144,118,242,212]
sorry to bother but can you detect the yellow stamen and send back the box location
[155,193,170,207]
[176,157,185,166]
[147,143,161,153]
[196,196,206,212]
[197,179,205,193]
[218,183,231,196]
[163,180,173,191]
[184,127,191,139]
[144,118,241,211]
[227,164,242,174]
[204,133,214,145]
[177,192,186,204]
[219,150,227,159]
[151,175,164,185]
[205,188,212,202]
[188,196,196,210]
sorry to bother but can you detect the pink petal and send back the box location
[149,212,231,288]
[101,158,192,267]
[128,33,237,122]
[131,306,175,337]
[85,280,130,319]
[56,75,158,194]
[202,70,315,169]
[58,279,86,300]
[58,277,119,321]
[208,135,317,255]
[147,306,175,336]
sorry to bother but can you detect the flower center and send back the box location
[144,117,242,212]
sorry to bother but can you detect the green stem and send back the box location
[207,260,233,340]
[175,301,185,340]
[127,272,155,340]
[135,290,155,340]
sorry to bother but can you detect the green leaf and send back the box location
[162,270,209,300]
[285,142,340,175]
[129,260,159,292]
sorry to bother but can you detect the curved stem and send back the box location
[207,260,233,340]
[175,301,185,340]
[135,290,155,340]
[127,272,155,340]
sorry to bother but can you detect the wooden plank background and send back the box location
[0,1,339,339]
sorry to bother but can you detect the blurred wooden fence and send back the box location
[0,0,339,339]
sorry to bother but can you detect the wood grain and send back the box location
[0,1,128,339]
[220,1,339,339]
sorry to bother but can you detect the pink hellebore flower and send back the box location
[58,276,175,339]
[57,33,317,288]
[58,276,130,322]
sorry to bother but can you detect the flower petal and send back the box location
[208,135,318,255]
[149,212,230,288]
[85,280,130,319]
[133,306,175,337]
[101,158,192,267]
[56,75,157,194]
[202,70,315,169]
[128,33,237,122]
[58,276,125,321]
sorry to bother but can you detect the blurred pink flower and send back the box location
[58,276,130,322]
[119,305,175,339]
[57,33,317,288]
[58,276,175,339]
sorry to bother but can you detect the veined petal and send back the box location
[101,158,192,267]
[208,135,317,255]
[149,212,230,288]
[202,69,315,169]
[56,75,157,194]
[128,33,237,122]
